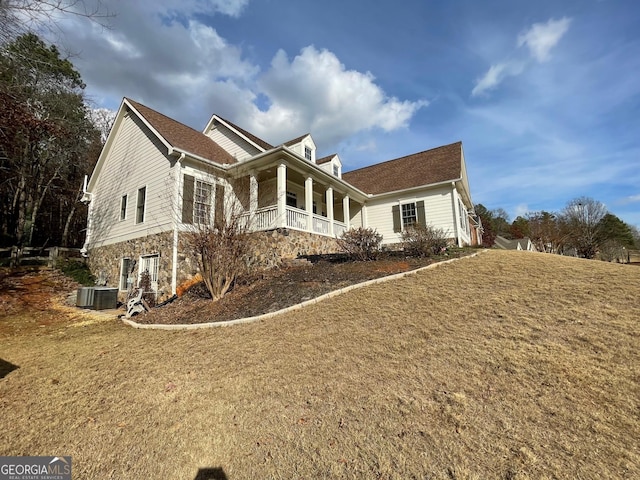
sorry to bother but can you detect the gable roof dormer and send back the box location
[283,133,317,163]
[317,153,342,178]
[203,115,274,161]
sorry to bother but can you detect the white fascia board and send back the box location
[124,98,174,154]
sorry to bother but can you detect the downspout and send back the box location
[80,175,92,257]
[171,153,185,296]
[451,182,462,247]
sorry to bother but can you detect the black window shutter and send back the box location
[392,205,401,232]
[417,200,426,225]
[182,175,194,224]
[214,185,225,229]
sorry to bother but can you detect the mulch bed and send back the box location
[134,252,472,325]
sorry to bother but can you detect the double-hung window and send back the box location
[194,180,212,225]
[402,202,417,228]
[120,258,132,291]
[286,191,297,208]
[393,200,426,233]
[136,187,146,224]
[304,146,312,161]
[182,175,213,225]
[120,195,127,221]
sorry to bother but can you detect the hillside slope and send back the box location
[1,250,638,479]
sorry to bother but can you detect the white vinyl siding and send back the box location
[365,185,458,245]
[88,113,174,248]
[206,124,261,161]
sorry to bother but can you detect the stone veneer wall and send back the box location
[88,228,341,302]
[87,231,176,302]
[246,228,341,268]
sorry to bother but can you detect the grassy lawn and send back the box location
[1,250,638,479]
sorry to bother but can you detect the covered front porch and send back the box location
[236,161,364,238]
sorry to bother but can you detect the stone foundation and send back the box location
[247,228,341,268]
[87,231,176,302]
[87,228,341,302]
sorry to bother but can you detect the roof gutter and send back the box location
[366,177,462,200]
[169,147,229,173]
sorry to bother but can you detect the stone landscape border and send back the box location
[122,250,485,330]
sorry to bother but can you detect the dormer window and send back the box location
[304,146,312,161]
[333,164,340,177]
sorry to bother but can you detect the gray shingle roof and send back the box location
[342,142,463,195]
[127,99,236,164]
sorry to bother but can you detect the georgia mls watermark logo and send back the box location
[0,456,71,480]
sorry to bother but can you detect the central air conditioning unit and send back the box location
[76,287,95,308]
[92,287,118,310]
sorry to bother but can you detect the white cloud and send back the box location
[54,2,425,151]
[517,17,572,62]
[621,194,640,204]
[244,46,427,145]
[471,17,571,97]
[471,62,525,97]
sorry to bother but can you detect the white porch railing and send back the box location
[333,222,347,238]
[312,214,329,235]
[287,206,308,230]
[241,205,348,238]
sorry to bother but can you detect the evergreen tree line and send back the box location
[475,197,639,261]
[0,33,102,247]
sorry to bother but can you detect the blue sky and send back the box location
[52,0,640,227]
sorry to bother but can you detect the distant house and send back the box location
[494,236,537,252]
[82,98,482,299]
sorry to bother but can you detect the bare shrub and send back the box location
[338,227,383,261]
[402,223,449,257]
[137,269,156,307]
[180,172,255,302]
[184,215,251,302]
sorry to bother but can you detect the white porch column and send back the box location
[305,176,313,232]
[326,186,334,236]
[343,194,350,230]
[362,204,368,228]
[277,163,287,228]
[249,170,258,213]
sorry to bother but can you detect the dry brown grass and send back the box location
[1,250,638,479]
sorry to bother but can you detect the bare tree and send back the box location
[561,197,608,259]
[1,0,112,45]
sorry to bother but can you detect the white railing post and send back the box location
[305,176,313,232]
[343,194,350,231]
[326,186,334,236]
[277,163,287,228]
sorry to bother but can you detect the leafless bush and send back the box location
[137,269,156,307]
[183,215,252,302]
[402,223,449,257]
[338,227,382,261]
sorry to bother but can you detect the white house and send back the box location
[82,98,481,299]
